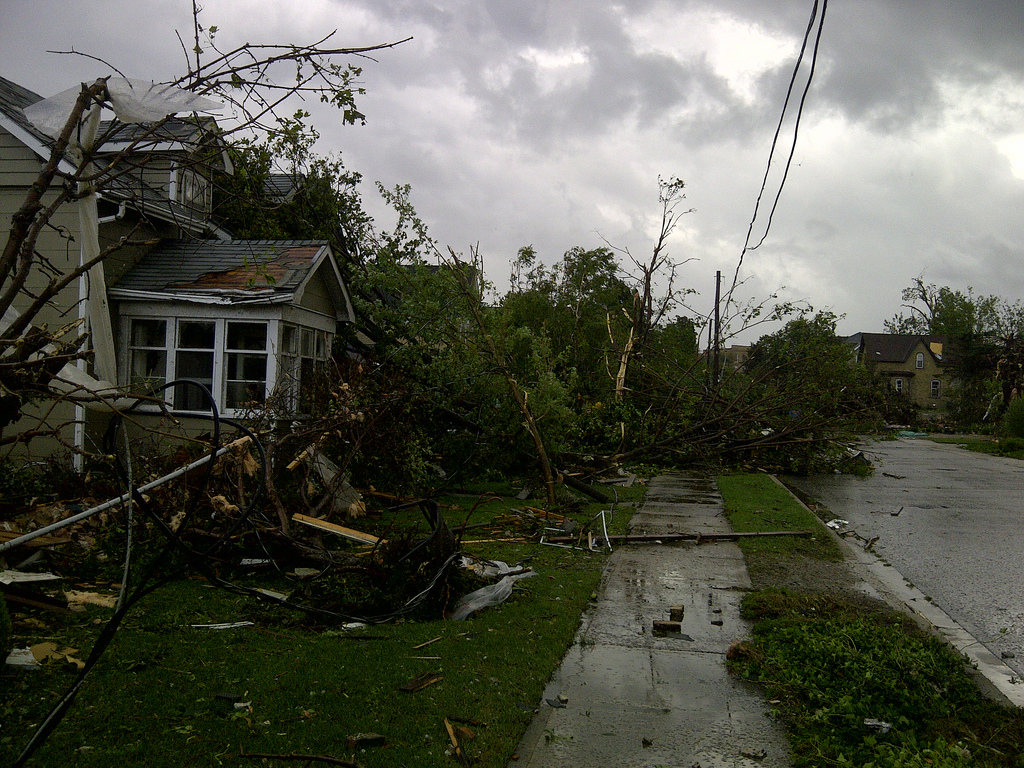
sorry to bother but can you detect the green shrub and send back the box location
[998,436,1024,455]
[1000,397,1024,439]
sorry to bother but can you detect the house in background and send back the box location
[847,332,947,411]
[0,73,354,463]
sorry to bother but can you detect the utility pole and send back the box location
[712,270,721,385]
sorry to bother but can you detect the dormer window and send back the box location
[916,352,924,369]
[175,166,210,212]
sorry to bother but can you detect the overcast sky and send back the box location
[4,0,1024,344]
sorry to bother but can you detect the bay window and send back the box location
[123,315,330,415]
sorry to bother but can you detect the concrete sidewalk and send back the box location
[510,475,792,768]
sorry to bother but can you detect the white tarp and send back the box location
[23,78,221,138]
[18,78,220,407]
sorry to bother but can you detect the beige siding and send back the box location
[298,268,336,316]
[0,127,44,186]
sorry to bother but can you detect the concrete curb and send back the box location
[772,474,1024,708]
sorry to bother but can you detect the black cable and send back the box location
[14,379,237,768]
[727,0,829,306]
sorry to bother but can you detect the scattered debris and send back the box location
[2,584,71,613]
[5,647,40,669]
[598,473,637,488]
[255,588,292,601]
[653,620,681,633]
[443,717,471,765]
[864,718,892,734]
[0,570,61,585]
[412,636,444,650]
[890,506,904,517]
[740,748,768,760]
[400,672,444,693]
[346,733,386,750]
[882,472,906,480]
[292,513,381,546]
[448,715,487,728]
[642,737,653,748]
[238,750,363,766]
[669,605,684,622]
[5,641,84,670]
[826,519,849,531]
[64,590,116,609]
[546,530,811,545]
[191,621,255,630]
[449,571,537,621]
[560,472,612,503]
[546,698,566,708]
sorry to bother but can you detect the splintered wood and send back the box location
[400,672,443,693]
[291,513,382,546]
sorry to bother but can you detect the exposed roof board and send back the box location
[110,240,352,318]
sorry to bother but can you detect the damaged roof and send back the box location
[847,332,944,364]
[110,239,349,309]
[0,74,228,237]
[0,74,50,149]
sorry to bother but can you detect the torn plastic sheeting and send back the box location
[459,557,524,579]
[24,78,221,138]
[449,572,537,621]
[826,519,849,530]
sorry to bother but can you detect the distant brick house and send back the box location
[847,333,947,411]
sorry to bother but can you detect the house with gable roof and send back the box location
[847,332,948,411]
[0,73,354,462]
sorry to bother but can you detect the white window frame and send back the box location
[916,352,925,369]
[930,379,941,398]
[894,377,905,394]
[121,310,333,417]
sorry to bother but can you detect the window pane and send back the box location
[178,321,215,349]
[225,379,266,408]
[174,349,214,410]
[282,325,297,354]
[131,318,165,347]
[227,353,267,381]
[130,349,166,391]
[129,319,167,394]
[227,322,266,351]
[301,328,313,356]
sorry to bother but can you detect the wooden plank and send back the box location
[291,513,382,546]
[400,672,443,693]
[0,530,71,548]
[0,570,62,586]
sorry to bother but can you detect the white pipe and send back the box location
[0,436,251,553]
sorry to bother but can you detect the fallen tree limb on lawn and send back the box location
[545,530,812,544]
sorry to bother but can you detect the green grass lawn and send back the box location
[717,473,841,588]
[2,482,644,767]
[718,473,1024,768]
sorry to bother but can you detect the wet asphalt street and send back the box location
[786,437,1024,680]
